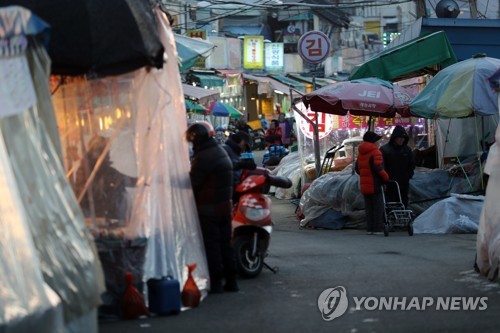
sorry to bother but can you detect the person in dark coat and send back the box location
[222,131,256,187]
[186,121,238,293]
[75,135,137,220]
[355,131,389,235]
[380,125,416,209]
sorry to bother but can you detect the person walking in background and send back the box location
[265,119,283,149]
[278,112,293,148]
[380,125,415,209]
[185,121,239,293]
[355,131,389,235]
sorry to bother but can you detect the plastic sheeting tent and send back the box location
[477,108,500,282]
[0,128,65,333]
[0,6,103,332]
[50,6,209,314]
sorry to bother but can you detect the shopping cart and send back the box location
[381,180,414,237]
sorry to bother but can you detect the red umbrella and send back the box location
[302,78,415,117]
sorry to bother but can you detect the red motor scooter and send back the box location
[232,167,292,278]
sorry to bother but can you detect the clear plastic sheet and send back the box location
[50,7,209,307]
[1,7,103,326]
[0,128,64,333]
[1,111,104,324]
[270,152,302,199]
[435,116,498,168]
[132,7,209,294]
[477,118,500,282]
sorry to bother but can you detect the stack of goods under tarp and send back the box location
[298,159,485,230]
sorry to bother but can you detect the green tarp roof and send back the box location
[286,74,332,88]
[190,74,224,87]
[185,100,206,114]
[175,34,215,71]
[349,31,458,81]
[270,74,307,92]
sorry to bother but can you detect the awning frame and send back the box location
[349,31,458,82]
[242,73,299,97]
[182,84,220,105]
[187,73,224,87]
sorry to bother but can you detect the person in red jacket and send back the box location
[355,131,390,235]
[265,119,283,149]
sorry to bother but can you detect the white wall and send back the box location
[284,54,303,73]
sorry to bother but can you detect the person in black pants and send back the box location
[380,125,416,209]
[356,131,390,235]
[186,121,239,293]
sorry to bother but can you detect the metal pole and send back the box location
[311,74,321,177]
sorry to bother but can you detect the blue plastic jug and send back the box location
[147,276,181,315]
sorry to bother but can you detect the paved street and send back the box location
[99,196,500,333]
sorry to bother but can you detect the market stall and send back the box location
[476,68,500,282]
[49,7,210,318]
[292,78,416,184]
[0,6,103,332]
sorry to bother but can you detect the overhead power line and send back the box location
[169,0,415,30]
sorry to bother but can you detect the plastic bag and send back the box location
[121,272,150,319]
[182,263,201,308]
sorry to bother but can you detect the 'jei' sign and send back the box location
[358,90,381,98]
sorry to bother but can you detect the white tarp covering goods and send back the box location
[413,194,484,234]
[299,161,484,229]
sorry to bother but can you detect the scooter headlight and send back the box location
[241,207,271,221]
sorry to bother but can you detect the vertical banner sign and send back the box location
[265,43,284,71]
[296,106,334,139]
[297,31,331,64]
[243,36,264,69]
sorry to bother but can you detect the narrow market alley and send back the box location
[99,196,500,333]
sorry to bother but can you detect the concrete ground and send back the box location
[99,196,500,333]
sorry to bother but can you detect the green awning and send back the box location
[349,31,458,81]
[191,74,224,87]
[185,100,206,114]
[287,74,328,88]
[270,74,307,92]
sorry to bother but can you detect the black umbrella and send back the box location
[2,0,164,76]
